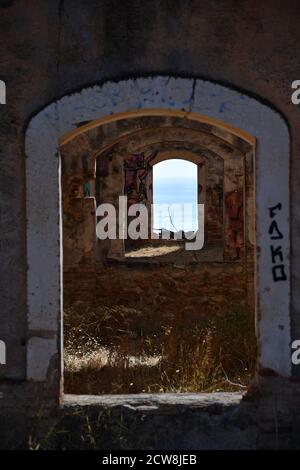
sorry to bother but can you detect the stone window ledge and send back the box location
[64,392,244,411]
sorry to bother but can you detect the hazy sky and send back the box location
[152,159,198,231]
[153,159,197,181]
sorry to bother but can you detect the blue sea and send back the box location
[153,178,198,233]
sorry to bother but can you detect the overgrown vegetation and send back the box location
[64,300,256,394]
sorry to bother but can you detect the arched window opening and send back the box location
[57,105,259,399]
[152,159,199,239]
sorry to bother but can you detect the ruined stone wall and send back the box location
[96,124,252,258]
[61,137,97,303]
[96,260,253,321]
[61,117,254,306]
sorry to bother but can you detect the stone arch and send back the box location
[60,112,253,171]
[25,77,290,397]
[62,121,251,268]
[61,121,247,262]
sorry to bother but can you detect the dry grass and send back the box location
[64,300,256,395]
